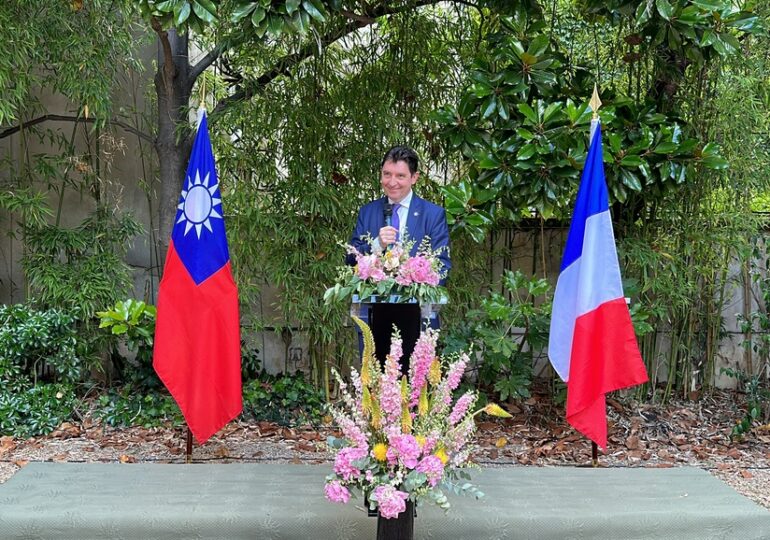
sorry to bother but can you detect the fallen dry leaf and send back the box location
[0,436,16,456]
[740,470,754,479]
[118,454,137,463]
[495,437,508,449]
[213,446,230,458]
[626,435,640,450]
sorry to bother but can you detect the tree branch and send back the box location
[151,17,175,97]
[0,114,154,143]
[213,0,454,114]
[189,45,223,90]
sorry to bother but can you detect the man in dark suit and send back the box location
[348,146,451,374]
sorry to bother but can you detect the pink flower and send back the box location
[324,481,351,503]
[416,455,445,487]
[386,434,421,469]
[334,412,368,449]
[372,485,409,519]
[442,353,468,405]
[334,446,368,480]
[397,255,440,286]
[449,392,475,426]
[421,435,437,455]
[380,337,403,424]
[356,254,386,282]
[409,329,438,405]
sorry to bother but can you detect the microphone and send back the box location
[384,203,393,228]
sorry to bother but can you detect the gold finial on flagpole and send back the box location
[200,74,207,111]
[589,83,602,120]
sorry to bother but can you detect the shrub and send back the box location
[97,299,160,389]
[95,385,184,428]
[0,384,76,438]
[0,304,82,387]
[242,371,327,425]
[445,270,551,402]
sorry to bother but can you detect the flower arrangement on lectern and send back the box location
[323,237,447,307]
[323,317,511,519]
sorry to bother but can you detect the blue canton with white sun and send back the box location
[171,112,231,285]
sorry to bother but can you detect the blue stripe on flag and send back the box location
[560,125,609,272]
[171,111,231,285]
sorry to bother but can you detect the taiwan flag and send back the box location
[548,120,648,450]
[153,110,242,444]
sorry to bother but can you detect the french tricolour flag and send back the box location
[548,120,648,450]
[153,110,242,444]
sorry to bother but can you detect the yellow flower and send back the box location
[401,403,412,433]
[372,443,388,462]
[418,386,428,416]
[362,386,372,414]
[370,395,382,429]
[428,359,441,386]
[484,403,513,418]
[434,448,449,465]
[415,435,426,448]
[361,357,371,387]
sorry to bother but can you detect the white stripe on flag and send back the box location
[548,209,624,382]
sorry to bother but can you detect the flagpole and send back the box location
[186,428,193,463]
[184,101,207,467]
[589,83,602,469]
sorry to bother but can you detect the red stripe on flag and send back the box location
[567,298,648,450]
[153,241,242,443]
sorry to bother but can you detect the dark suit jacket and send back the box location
[347,194,451,282]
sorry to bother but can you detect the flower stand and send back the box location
[376,501,415,540]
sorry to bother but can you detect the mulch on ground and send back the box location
[1,389,769,509]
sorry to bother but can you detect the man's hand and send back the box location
[378,225,398,247]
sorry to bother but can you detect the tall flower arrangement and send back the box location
[324,317,511,519]
[323,237,447,307]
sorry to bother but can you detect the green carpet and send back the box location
[0,463,767,539]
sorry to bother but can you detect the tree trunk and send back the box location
[154,28,193,272]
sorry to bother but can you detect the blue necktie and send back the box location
[391,203,401,241]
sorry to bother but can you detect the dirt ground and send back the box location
[1,389,769,511]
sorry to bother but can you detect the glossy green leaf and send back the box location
[621,155,644,167]
[481,96,497,119]
[251,7,267,26]
[232,2,256,21]
[619,169,642,191]
[656,0,674,21]
[174,1,191,25]
[635,1,652,24]
[303,0,325,22]
[527,35,549,57]
[517,144,536,160]
[654,141,678,154]
[192,0,217,23]
[517,103,537,123]
[691,0,723,10]
[286,0,301,15]
[701,156,729,169]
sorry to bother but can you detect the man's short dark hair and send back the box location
[381,146,419,174]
